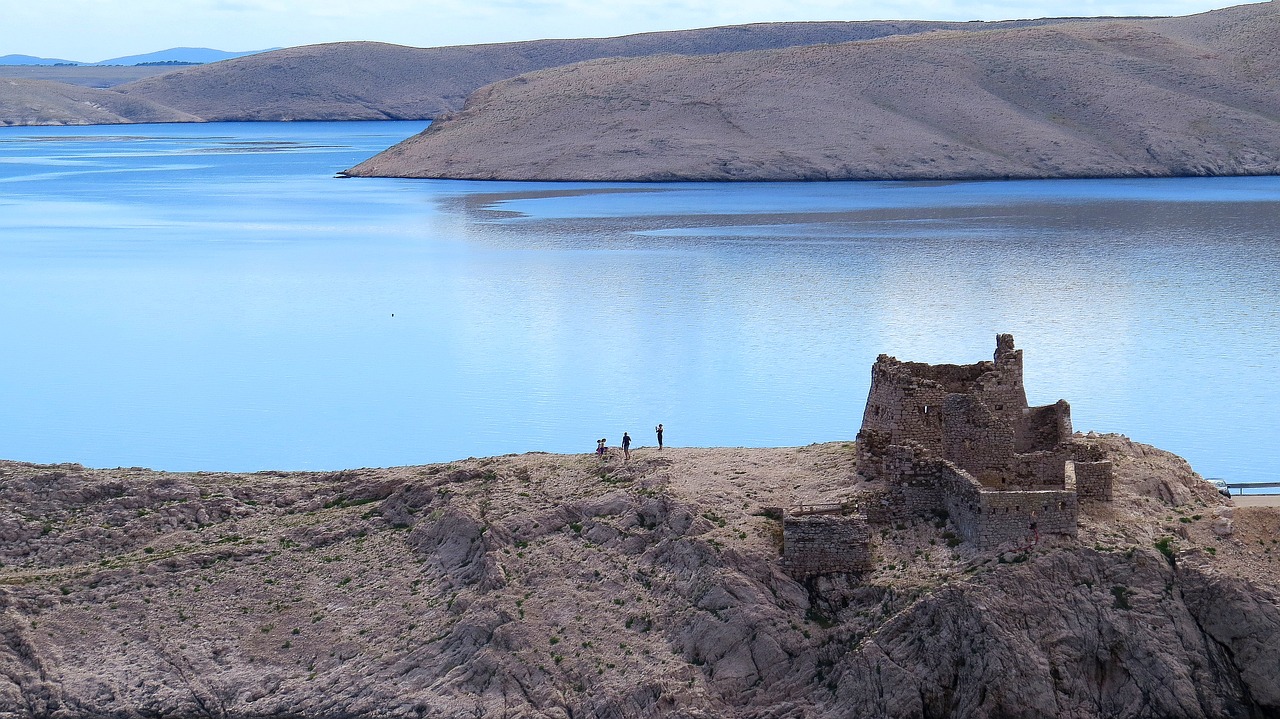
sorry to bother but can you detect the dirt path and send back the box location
[1234,495,1280,508]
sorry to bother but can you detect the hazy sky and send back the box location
[1,0,1248,61]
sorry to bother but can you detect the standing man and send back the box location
[622,432,632,461]
[655,423,664,450]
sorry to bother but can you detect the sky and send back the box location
[0,0,1250,62]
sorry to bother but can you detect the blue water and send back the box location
[1,122,1278,488]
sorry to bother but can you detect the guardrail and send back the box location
[1225,482,1280,496]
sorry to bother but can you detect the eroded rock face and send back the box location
[0,442,1274,719]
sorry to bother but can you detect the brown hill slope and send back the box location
[0,78,200,126]
[0,437,1276,717]
[114,19,1095,122]
[0,65,178,89]
[347,2,1280,181]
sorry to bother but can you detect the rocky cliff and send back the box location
[347,2,1280,182]
[1,436,1276,718]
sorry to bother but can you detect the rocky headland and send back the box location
[347,2,1280,182]
[1,436,1277,718]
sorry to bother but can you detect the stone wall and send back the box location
[1010,450,1069,489]
[860,360,950,453]
[781,514,873,576]
[866,441,1078,548]
[1016,400,1073,453]
[970,490,1077,547]
[941,394,1014,486]
[845,334,1104,557]
[971,333,1029,425]
[1071,460,1115,501]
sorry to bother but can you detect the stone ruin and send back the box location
[782,334,1114,576]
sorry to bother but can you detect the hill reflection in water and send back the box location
[0,122,1276,482]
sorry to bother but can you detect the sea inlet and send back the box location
[1,121,1277,486]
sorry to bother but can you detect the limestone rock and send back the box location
[0,442,1274,718]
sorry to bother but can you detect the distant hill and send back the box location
[90,47,274,66]
[0,65,184,89]
[0,78,200,125]
[0,53,81,66]
[347,2,1280,182]
[113,18,1095,122]
[0,48,271,67]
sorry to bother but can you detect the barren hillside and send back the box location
[1,435,1276,718]
[0,65,177,89]
[0,17,1098,128]
[111,19,1089,123]
[347,2,1280,181]
[0,79,200,126]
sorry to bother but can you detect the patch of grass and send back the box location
[1111,585,1132,610]
[1154,537,1177,565]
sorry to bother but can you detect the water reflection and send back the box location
[0,123,1277,485]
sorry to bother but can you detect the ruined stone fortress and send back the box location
[783,334,1114,576]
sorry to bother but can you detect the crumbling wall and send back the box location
[1016,401,1073,453]
[901,361,991,393]
[1010,450,1070,489]
[847,334,1099,556]
[860,434,1079,548]
[866,443,981,525]
[941,393,1015,486]
[1071,460,1115,501]
[860,360,950,453]
[781,514,873,576]
[971,333,1029,424]
[971,490,1078,547]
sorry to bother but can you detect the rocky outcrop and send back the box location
[347,2,1280,182]
[0,440,1275,718]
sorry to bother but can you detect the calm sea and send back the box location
[1,122,1277,489]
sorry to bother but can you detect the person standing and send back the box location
[622,432,632,461]
[655,423,664,450]
[596,438,605,462]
